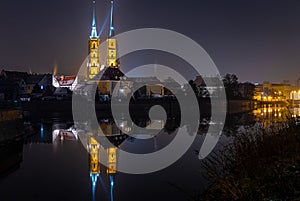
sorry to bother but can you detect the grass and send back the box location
[196,120,300,201]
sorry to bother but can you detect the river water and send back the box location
[0,104,298,201]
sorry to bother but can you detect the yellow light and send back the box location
[267,96,272,101]
[107,147,117,174]
[89,137,100,174]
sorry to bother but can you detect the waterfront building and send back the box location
[253,81,300,102]
[0,70,28,100]
[26,74,53,94]
[52,75,78,91]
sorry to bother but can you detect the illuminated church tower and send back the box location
[107,0,119,68]
[88,1,100,79]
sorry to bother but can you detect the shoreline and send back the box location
[20,99,261,119]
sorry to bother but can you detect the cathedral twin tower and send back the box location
[88,0,119,79]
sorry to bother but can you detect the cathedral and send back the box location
[87,0,127,100]
[53,0,123,93]
[87,0,121,80]
[52,0,164,99]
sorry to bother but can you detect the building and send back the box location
[52,75,78,91]
[107,0,119,68]
[87,0,101,79]
[87,0,119,80]
[0,79,19,101]
[26,74,44,93]
[253,81,300,102]
[0,70,28,82]
[0,70,28,100]
[85,0,126,98]
[93,67,125,100]
[53,0,121,92]
[26,74,53,94]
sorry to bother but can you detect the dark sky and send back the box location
[1,0,300,83]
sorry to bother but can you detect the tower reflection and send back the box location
[86,119,127,201]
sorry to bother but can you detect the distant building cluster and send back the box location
[51,0,120,97]
[0,70,73,102]
[253,80,300,102]
[0,70,52,101]
[2,0,300,105]
[189,73,300,103]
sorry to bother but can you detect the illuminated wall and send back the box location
[253,83,299,101]
[97,80,111,95]
[107,38,119,68]
[88,38,100,79]
[87,0,100,79]
[290,90,300,100]
[146,85,164,96]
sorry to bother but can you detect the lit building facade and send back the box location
[253,82,300,102]
[107,0,119,68]
[88,0,119,81]
[87,0,100,79]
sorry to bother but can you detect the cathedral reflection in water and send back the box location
[52,117,166,201]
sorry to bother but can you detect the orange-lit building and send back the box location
[253,82,300,102]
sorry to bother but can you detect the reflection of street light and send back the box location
[292,91,296,105]
[260,92,264,101]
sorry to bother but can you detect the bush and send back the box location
[198,120,300,201]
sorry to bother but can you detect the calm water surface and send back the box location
[0,104,298,201]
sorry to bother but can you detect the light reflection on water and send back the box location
[252,104,300,127]
[0,107,299,201]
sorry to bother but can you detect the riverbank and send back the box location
[22,99,259,119]
[0,109,22,121]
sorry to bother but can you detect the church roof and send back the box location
[26,74,44,84]
[0,70,29,81]
[91,67,124,81]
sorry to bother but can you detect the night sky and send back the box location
[1,0,300,83]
